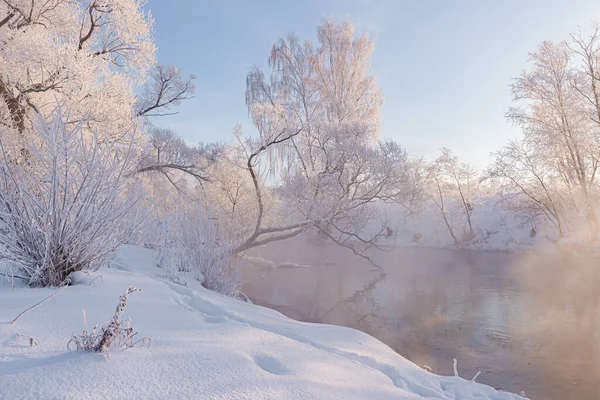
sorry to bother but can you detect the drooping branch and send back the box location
[234,226,308,253]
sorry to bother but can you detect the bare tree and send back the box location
[508,40,598,235]
[488,139,566,238]
[231,121,309,254]
[429,166,459,245]
[429,148,478,243]
[137,65,196,117]
[568,25,600,230]
[131,64,202,193]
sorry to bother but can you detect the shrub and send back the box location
[157,204,241,297]
[0,108,147,287]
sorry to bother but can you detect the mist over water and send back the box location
[241,241,600,400]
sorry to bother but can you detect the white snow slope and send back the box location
[0,245,527,400]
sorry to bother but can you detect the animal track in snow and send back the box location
[253,354,291,375]
[204,315,227,324]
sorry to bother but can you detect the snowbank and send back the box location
[1,246,527,399]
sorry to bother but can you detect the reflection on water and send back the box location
[241,243,600,400]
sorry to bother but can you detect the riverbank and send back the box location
[0,245,527,400]
[369,200,600,256]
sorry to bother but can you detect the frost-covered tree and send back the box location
[155,203,240,297]
[488,138,566,238]
[0,0,155,151]
[0,2,195,160]
[0,107,146,286]
[0,1,214,289]
[236,20,416,260]
[507,39,599,235]
[200,136,262,242]
[429,148,478,243]
[135,126,215,193]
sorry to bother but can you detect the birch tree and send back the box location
[507,40,598,234]
[488,138,566,238]
[236,20,416,260]
[429,148,478,242]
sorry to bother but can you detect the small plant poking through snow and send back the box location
[68,285,150,354]
[453,358,482,383]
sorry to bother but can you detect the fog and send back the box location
[241,241,600,400]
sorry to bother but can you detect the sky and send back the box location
[145,0,600,169]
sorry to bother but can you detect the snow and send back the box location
[372,199,569,253]
[240,255,315,270]
[1,245,528,399]
[368,197,600,257]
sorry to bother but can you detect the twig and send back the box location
[10,283,68,324]
[236,291,253,304]
[88,275,103,287]
[0,271,29,281]
[453,358,481,383]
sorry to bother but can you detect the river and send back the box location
[241,241,600,400]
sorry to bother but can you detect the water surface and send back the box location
[241,242,600,400]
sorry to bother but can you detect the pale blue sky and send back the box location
[145,0,600,169]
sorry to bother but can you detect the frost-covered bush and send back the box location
[0,108,147,287]
[68,284,151,354]
[157,204,240,297]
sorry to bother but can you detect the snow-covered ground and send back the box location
[0,245,527,399]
